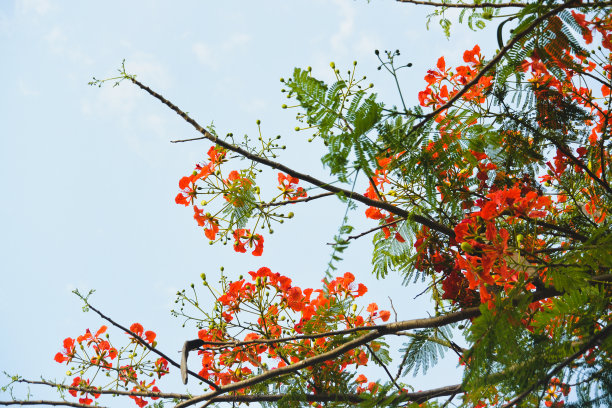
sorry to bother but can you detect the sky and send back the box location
[0,0,498,405]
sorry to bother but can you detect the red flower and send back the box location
[130,323,144,337]
[193,207,219,240]
[463,45,481,64]
[278,172,307,200]
[144,330,156,344]
[54,337,76,364]
[175,174,199,206]
[232,229,264,256]
[379,310,391,322]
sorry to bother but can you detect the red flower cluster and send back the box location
[277,172,307,200]
[364,154,405,242]
[55,323,167,407]
[191,268,389,389]
[69,377,100,405]
[418,45,492,111]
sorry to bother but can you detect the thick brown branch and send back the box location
[174,307,480,408]
[396,0,528,7]
[202,385,463,404]
[129,78,455,237]
[396,0,612,8]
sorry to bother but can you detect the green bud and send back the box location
[200,273,207,281]
[516,234,524,244]
[280,77,285,82]
[295,127,300,131]
[287,212,294,218]
[281,104,287,109]
[66,370,72,376]
[256,119,261,125]
[330,61,335,69]
[351,304,357,312]
[460,242,474,253]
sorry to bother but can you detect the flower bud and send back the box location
[460,242,474,253]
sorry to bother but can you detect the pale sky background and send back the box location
[1,0,498,405]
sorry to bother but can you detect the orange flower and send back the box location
[193,207,219,240]
[278,172,307,200]
[232,229,264,256]
[130,323,144,337]
[54,337,76,364]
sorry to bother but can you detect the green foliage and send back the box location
[398,326,453,377]
[371,223,418,283]
[285,67,383,181]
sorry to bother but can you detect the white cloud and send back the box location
[193,42,216,69]
[44,25,66,53]
[330,0,355,52]
[44,26,94,65]
[240,97,267,115]
[17,78,39,96]
[193,33,252,71]
[17,0,52,15]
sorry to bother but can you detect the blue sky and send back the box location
[0,0,498,404]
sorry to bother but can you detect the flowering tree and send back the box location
[3,0,612,407]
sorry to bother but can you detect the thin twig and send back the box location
[366,343,403,391]
[259,192,334,208]
[502,324,612,408]
[338,218,405,243]
[405,0,581,137]
[15,379,187,399]
[0,401,107,408]
[85,303,219,390]
[388,296,399,322]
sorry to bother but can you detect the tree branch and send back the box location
[407,0,581,136]
[128,77,456,238]
[259,191,334,208]
[396,0,528,7]
[0,401,107,408]
[396,0,612,9]
[502,323,612,408]
[84,302,219,390]
[15,379,188,400]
